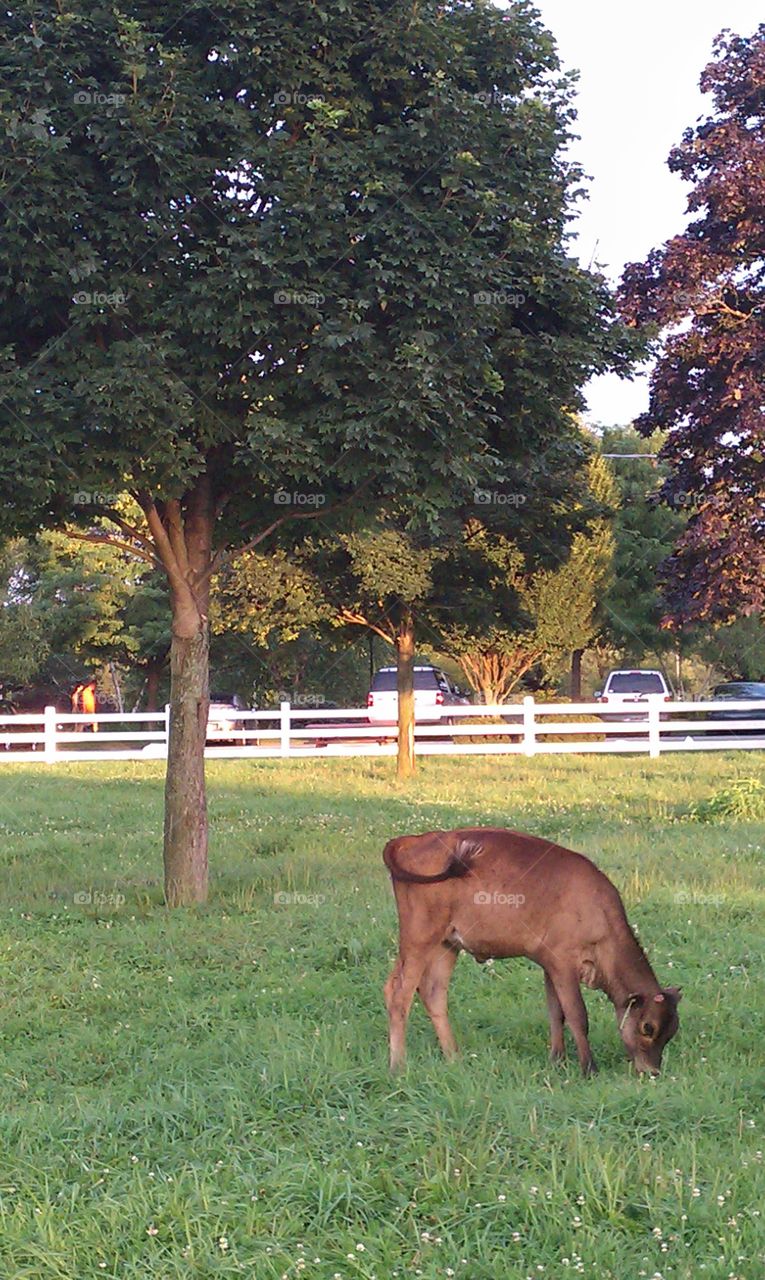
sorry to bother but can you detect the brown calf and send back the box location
[383,827,681,1075]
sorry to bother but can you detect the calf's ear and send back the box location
[662,986,682,1004]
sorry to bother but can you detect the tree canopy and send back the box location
[620,24,765,624]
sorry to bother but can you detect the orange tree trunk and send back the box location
[396,606,415,780]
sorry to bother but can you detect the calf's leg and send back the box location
[417,945,459,1060]
[544,970,566,1062]
[384,946,434,1071]
[550,971,597,1076]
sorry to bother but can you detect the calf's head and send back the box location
[618,988,681,1075]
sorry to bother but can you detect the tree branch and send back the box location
[135,491,188,598]
[165,498,191,579]
[63,527,159,566]
[336,608,395,644]
[209,484,370,579]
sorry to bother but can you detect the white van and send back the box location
[367,665,470,725]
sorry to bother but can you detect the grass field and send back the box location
[1,753,764,1280]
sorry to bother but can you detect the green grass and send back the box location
[1,753,764,1280]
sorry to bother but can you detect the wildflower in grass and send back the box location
[219,1237,229,1252]
[356,1243,365,1252]
[146,1224,158,1236]
[498,1194,506,1202]
[512,1232,522,1243]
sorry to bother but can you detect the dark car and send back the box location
[708,682,765,732]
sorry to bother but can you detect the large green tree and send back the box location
[0,0,630,900]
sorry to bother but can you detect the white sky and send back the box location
[532,0,763,427]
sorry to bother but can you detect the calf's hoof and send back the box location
[581,1058,598,1077]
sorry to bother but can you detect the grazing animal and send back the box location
[383,827,681,1075]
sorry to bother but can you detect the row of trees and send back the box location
[2,433,759,716]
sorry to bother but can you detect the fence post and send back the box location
[648,699,661,759]
[44,705,57,764]
[164,703,171,754]
[280,700,291,757]
[523,695,536,757]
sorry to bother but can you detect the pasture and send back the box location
[1,754,763,1280]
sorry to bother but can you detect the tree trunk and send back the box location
[164,603,209,906]
[396,606,415,780]
[146,661,161,713]
[160,476,213,907]
[570,648,584,701]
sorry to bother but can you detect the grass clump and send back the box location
[690,776,765,823]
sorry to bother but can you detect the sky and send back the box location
[531,0,763,428]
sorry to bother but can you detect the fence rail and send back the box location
[0,698,763,762]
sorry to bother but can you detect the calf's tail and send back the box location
[383,836,482,884]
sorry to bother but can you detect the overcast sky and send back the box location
[531,0,763,428]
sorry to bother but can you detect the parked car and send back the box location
[207,693,249,745]
[367,665,471,725]
[707,681,765,733]
[595,669,672,722]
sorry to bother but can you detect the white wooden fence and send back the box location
[0,698,763,762]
